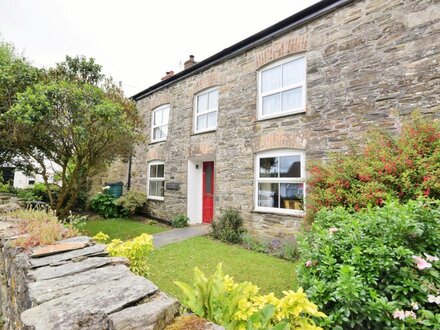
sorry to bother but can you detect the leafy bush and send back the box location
[211,207,246,244]
[175,263,326,330]
[116,191,147,216]
[8,209,78,249]
[92,231,110,244]
[90,193,119,218]
[106,233,154,275]
[171,213,189,228]
[306,118,440,221]
[16,189,40,201]
[297,198,440,329]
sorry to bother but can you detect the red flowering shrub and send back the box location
[306,118,440,221]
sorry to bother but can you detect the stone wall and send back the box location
[0,217,183,330]
[125,0,440,238]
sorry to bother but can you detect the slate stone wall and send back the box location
[127,0,440,238]
[0,217,181,330]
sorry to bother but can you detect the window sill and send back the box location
[191,129,216,136]
[251,208,304,217]
[149,139,167,145]
[256,109,306,122]
[148,196,164,201]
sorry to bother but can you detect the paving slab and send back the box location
[21,275,158,330]
[29,244,107,268]
[153,224,210,248]
[28,264,132,304]
[28,256,128,281]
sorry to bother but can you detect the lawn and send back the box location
[79,218,168,241]
[146,236,297,301]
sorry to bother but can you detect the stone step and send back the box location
[29,244,107,268]
[109,292,179,330]
[21,275,159,330]
[28,256,128,281]
[28,264,133,304]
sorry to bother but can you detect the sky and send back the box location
[0,0,320,96]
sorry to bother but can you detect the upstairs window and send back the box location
[255,149,305,215]
[258,55,306,119]
[151,104,170,142]
[194,87,218,133]
[148,161,165,200]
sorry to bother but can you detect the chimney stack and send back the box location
[184,55,197,69]
[161,71,174,81]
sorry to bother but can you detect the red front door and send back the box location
[202,161,214,223]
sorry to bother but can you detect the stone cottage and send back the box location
[105,0,439,238]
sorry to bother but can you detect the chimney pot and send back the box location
[184,55,197,69]
[161,70,174,81]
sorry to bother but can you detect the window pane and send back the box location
[207,111,217,129]
[162,107,169,124]
[153,109,161,126]
[262,93,281,115]
[158,181,165,197]
[149,181,157,196]
[150,165,158,178]
[280,155,301,178]
[280,183,304,210]
[258,182,279,208]
[159,125,168,139]
[208,89,218,110]
[197,93,208,113]
[283,57,305,86]
[197,114,207,131]
[262,66,282,93]
[282,87,303,111]
[153,127,160,140]
[157,164,164,178]
[205,163,213,193]
[260,157,278,178]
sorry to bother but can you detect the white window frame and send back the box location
[257,54,306,120]
[193,87,219,134]
[151,104,170,143]
[147,161,165,201]
[254,149,306,215]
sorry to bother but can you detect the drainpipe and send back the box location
[127,154,132,191]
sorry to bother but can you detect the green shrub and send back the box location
[242,234,268,253]
[90,193,119,218]
[106,233,154,275]
[171,214,189,228]
[116,191,147,216]
[306,118,440,221]
[297,198,440,329]
[175,263,326,330]
[211,207,246,244]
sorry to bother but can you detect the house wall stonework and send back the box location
[126,0,439,239]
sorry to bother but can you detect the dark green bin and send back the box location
[105,182,123,198]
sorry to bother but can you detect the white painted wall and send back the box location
[187,159,203,224]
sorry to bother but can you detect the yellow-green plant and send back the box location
[92,231,110,243]
[106,233,153,275]
[175,264,325,330]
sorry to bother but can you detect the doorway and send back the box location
[202,161,214,223]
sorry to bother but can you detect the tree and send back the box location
[6,55,140,218]
[0,41,41,165]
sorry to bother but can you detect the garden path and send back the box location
[152,224,210,248]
